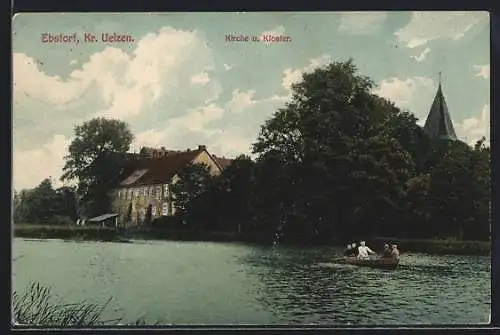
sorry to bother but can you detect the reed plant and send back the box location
[12,282,118,327]
[12,282,163,327]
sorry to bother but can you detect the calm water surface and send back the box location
[12,238,490,325]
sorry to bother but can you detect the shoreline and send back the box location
[13,224,491,256]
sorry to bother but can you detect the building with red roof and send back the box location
[111,145,232,226]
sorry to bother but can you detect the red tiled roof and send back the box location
[117,149,203,187]
[214,156,233,170]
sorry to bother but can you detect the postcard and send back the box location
[12,12,491,327]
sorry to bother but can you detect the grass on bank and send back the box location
[373,237,491,256]
[12,282,155,327]
[13,224,491,256]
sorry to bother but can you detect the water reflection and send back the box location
[238,246,491,325]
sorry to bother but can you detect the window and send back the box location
[163,184,169,198]
[156,186,162,200]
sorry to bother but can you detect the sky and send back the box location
[12,11,490,191]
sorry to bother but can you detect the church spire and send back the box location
[423,72,457,141]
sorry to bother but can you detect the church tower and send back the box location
[423,73,457,141]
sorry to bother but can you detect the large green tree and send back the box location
[60,118,133,218]
[153,58,490,244]
[425,138,490,240]
[251,59,416,242]
[13,179,78,225]
[212,155,256,231]
[170,163,214,229]
[17,179,57,224]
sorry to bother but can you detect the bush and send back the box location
[46,215,74,226]
[151,216,181,230]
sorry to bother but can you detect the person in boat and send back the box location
[350,243,358,257]
[381,243,392,258]
[344,243,357,257]
[357,241,376,259]
[343,244,352,256]
[391,244,400,260]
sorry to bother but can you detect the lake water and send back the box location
[12,238,491,325]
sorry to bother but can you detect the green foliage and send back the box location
[46,215,74,226]
[248,59,417,241]
[60,118,133,218]
[206,59,489,243]
[424,139,490,240]
[170,163,214,228]
[24,59,489,245]
[13,179,78,225]
[162,59,489,244]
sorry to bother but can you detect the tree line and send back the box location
[13,179,78,225]
[169,60,490,242]
[13,59,490,243]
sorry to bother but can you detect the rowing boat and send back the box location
[344,256,399,270]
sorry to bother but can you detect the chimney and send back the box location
[198,145,206,151]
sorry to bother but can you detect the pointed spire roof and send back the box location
[423,74,457,141]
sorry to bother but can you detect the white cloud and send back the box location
[338,12,388,34]
[455,104,490,145]
[175,104,224,131]
[473,64,490,79]
[210,131,255,158]
[131,128,170,151]
[282,55,331,92]
[226,90,256,113]
[223,63,232,71]
[131,103,224,151]
[13,134,71,191]
[395,11,487,48]
[13,27,223,190]
[14,27,217,120]
[130,87,287,155]
[13,53,88,106]
[373,76,435,109]
[410,47,431,62]
[190,72,210,85]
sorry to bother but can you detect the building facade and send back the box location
[111,145,231,226]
